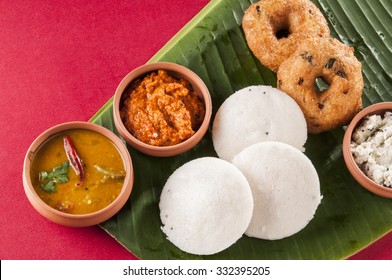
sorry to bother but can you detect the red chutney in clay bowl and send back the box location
[23,122,134,227]
[113,62,212,157]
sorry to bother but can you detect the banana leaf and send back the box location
[90,0,392,259]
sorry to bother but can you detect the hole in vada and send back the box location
[273,16,291,40]
[314,77,330,93]
[275,28,290,39]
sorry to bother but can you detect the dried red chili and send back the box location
[63,135,84,185]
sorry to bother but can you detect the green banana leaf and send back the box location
[90,0,392,259]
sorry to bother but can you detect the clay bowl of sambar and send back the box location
[113,62,212,157]
[23,121,134,227]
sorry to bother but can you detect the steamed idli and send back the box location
[159,157,253,255]
[232,141,322,240]
[212,85,307,161]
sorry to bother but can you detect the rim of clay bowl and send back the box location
[23,121,134,226]
[343,102,392,198]
[113,62,212,157]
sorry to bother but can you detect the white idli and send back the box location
[232,141,322,240]
[212,85,307,161]
[159,157,253,255]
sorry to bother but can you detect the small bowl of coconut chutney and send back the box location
[343,102,392,198]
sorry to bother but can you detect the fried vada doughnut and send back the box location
[277,37,364,134]
[242,0,330,72]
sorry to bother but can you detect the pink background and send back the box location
[0,0,391,260]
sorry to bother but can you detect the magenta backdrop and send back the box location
[0,0,391,260]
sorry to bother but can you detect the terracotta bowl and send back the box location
[23,121,134,227]
[113,62,212,157]
[343,102,392,198]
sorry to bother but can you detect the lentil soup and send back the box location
[30,129,125,215]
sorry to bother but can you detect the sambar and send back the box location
[30,129,125,215]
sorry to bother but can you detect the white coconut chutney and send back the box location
[351,111,392,187]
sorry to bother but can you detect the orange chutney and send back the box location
[120,70,205,146]
[30,129,125,215]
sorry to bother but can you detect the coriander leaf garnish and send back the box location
[39,161,69,193]
[41,180,56,193]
